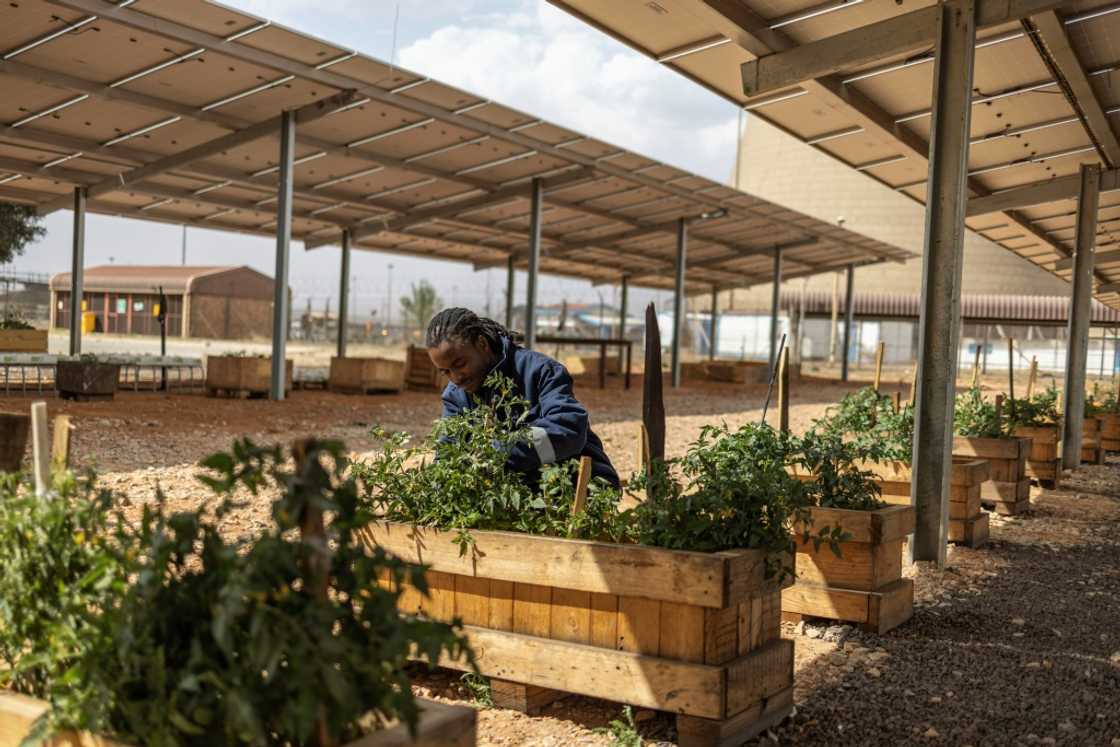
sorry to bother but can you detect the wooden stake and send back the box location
[971,345,981,388]
[1026,356,1038,398]
[641,303,665,462]
[30,402,49,496]
[778,346,790,433]
[873,340,885,391]
[571,456,592,528]
[51,415,72,472]
[908,366,918,407]
[995,394,1004,430]
[636,423,650,476]
[893,390,901,413]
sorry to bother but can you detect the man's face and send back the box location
[428,336,494,394]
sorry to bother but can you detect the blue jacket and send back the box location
[440,337,620,489]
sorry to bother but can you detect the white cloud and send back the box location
[397,1,739,182]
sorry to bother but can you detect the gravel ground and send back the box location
[1,370,1118,746]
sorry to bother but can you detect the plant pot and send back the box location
[55,361,120,401]
[1081,417,1104,464]
[205,355,292,397]
[365,522,794,747]
[329,356,405,394]
[861,458,990,548]
[0,412,30,472]
[404,345,442,391]
[0,329,48,353]
[953,436,1032,516]
[782,504,915,634]
[1013,424,1062,488]
[1100,413,1120,452]
[0,690,476,747]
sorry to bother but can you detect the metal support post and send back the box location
[840,263,855,381]
[68,187,86,356]
[910,0,977,567]
[709,284,719,360]
[1062,163,1101,469]
[619,275,629,338]
[769,250,782,375]
[671,218,687,388]
[525,177,542,349]
[270,110,295,401]
[504,255,515,328]
[337,229,351,359]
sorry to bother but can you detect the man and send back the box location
[426,307,619,488]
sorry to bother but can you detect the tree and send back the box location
[0,204,46,264]
[399,280,442,331]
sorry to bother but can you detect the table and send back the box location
[536,336,633,390]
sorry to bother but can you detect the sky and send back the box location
[8,0,743,320]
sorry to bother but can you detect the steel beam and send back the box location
[271,111,295,401]
[739,0,1066,97]
[840,263,855,381]
[1058,247,1120,271]
[337,229,351,359]
[968,168,1120,216]
[769,250,783,375]
[910,0,977,568]
[1062,163,1101,468]
[524,178,543,348]
[709,284,719,360]
[672,218,688,388]
[68,187,85,356]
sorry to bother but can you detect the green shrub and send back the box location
[794,430,884,512]
[1006,386,1061,429]
[954,388,1007,438]
[812,387,913,463]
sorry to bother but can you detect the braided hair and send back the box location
[426,307,522,354]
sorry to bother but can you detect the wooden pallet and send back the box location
[781,505,915,634]
[366,522,794,747]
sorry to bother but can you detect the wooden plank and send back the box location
[952,436,1023,459]
[949,491,982,520]
[489,580,514,631]
[780,583,870,623]
[677,686,793,747]
[659,602,706,663]
[30,401,48,497]
[1015,425,1060,447]
[50,414,72,472]
[366,522,742,608]
[792,538,877,592]
[349,699,476,747]
[617,596,661,654]
[589,593,619,649]
[453,575,491,627]
[866,578,914,634]
[490,680,565,715]
[725,639,794,716]
[0,691,131,747]
[434,625,727,718]
[398,581,425,616]
[759,591,781,644]
[981,479,1030,502]
[704,605,740,664]
[948,514,990,547]
[873,505,916,544]
[549,588,591,645]
[872,539,903,590]
[420,571,456,623]
[513,583,552,638]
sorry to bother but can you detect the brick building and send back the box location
[49,265,280,340]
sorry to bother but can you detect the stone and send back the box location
[924,727,939,738]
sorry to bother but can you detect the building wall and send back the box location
[188,294,273,340]
[52,291,183,336]
[190,267,275,301]
[717,115,1072,311]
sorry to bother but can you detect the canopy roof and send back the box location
[549,0,1120,305]
[0,0,911,295]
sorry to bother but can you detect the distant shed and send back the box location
[49,265,279,340]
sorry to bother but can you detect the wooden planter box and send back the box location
[0,413,29,472]
[953,436,1032,516]
[1101,413,1120,452]
[365,522,794,747]
[1013,424,1062,488]
[329,356,405,394]
[55,361,120,401]
[0,329,48,353]
[863,458,991,548]
[0,691,476,747]
[404,345,442,391]
[1082,417,1104,464]
[205,355,292,397]
[782,505,915,634]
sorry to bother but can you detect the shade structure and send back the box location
[0,0,911,295]
[549,0,1120,305]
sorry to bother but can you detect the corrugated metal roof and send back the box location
[759,289,1120,324]
[0,0,913,295]
[50,264,245,293]
[549,0,1120,307]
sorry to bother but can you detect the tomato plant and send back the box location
[813,387,913,463]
